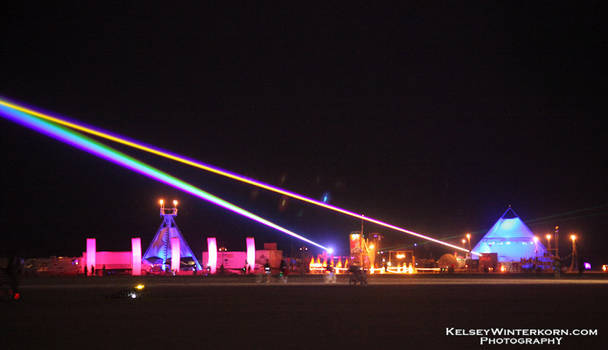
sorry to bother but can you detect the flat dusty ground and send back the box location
[3,275,607,349]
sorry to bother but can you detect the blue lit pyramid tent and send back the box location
[143,207,202,270]
[472,208,545,262]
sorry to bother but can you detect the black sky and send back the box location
[1,2,606,262]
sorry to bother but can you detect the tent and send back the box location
[143,211,202,270]
[472,208,545,262]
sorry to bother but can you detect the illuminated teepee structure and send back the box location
[472,207,546,262]
[143,200,202,270]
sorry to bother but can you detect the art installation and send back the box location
[131,238,142,276]
[86,238,96,275]
[207,237,217,274]
[143,201,202,271]
[472,208,546,262]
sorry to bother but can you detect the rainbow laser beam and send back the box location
[0,104,329,251]
[0,98,478,255]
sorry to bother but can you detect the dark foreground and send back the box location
[3,276,607,349]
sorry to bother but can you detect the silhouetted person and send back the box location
[219,264,225,274]
[84,265,88,277]
[102,265,106,276]
[264,259,271,273]
[91,266,95,276]
[7,256,22,297]
[263,259,271,283]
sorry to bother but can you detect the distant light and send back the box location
[369,244,375,250]
[466,233,471,239]
[545,234,552,240]
[173,200,178,206]
[584,262,591,270]
[129,292,137,299]
[322,192,330,203]
[396,254,405,259]
[135,284,145,290]
[159,199,164,206]
[533,236,539,243]
[570,234,577,241]
[326,248,334,254]
[461,239,466,244]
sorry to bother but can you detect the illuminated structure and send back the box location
[131,237,142,276]
[170,237,180,273]
[349,231,383,268]
[569,234,578,272]
[207,237,217,274]
[82,239,137,273]
[246,237,255,272]
[86,238,96,276]
[202,240,281,273]
[143,200,202,271]
[472,208,546,262]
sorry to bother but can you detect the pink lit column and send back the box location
[171,237,180,273]
[86,238,96,276]
[207,237,217,274]
[131,237,142,276]
[246,237,255,273]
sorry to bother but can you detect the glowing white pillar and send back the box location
[246,237,255,273]
[86,238,96,276]
[207,237,217,274]
[131,237,142,276]
[171,237,180,273]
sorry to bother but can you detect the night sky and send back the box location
[1,3,606,263]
